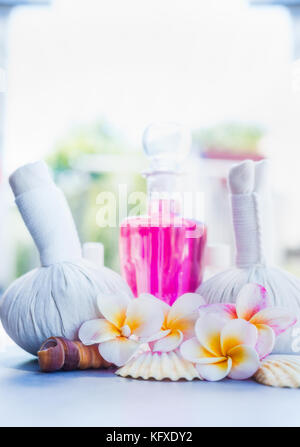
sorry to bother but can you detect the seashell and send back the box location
[254,355,300,388]
[38,337,111,372]
[116,350,201,381]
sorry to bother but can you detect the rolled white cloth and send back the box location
[9,160,53,196]
[230,160,268,268]
[9,161,82,266]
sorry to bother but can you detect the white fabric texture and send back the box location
[10,160,82,266]
[232,193,265,268]
[9,160,53,197]
[0,260,131,355]
[198,160,300,354]
[0,161,132,355]
[15,186,82,266]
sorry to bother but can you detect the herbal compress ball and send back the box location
[198,160,300,354]
[0,161,131,355]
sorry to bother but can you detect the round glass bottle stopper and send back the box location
[143,122,191,172]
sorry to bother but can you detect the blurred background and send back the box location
[1,0,300,313]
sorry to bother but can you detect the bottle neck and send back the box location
[145,171,182,215]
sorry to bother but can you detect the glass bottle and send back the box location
[119,123,207,305]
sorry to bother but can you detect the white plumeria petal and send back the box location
[151,330,183,353]
[196,358,232,382]
[125,298,165,338]
[79,319,119,345]
[97,292,131,329]
[99,337,139,367]
[228,345,260,380]
[255,324,275,360]
[139,293,171,318]
[138,293,158,300]
[221,319,257,356]
[167,293,206,326]
[195,314,226,357]
[164,294,206,340]
[172,313,199,340]
[140,329,171,344]
[180,337,226,364]
[250,307,297,336]
[199,303,237,321]
[236,283,269,321]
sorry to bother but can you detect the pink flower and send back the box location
[200,283,297,359]
[180,314,260,381]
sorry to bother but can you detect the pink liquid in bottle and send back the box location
[120,203,207,305]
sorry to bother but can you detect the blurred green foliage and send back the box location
[46,121,146,272]
[47,122,123,172]
[194,122,264,154]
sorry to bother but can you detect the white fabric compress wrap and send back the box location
[198,159,300,354]
[1,160,132,355]
[231,193,265,268]
[9,161,82,266]
[229,159,268,268]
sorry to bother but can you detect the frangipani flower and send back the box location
[79,292,164,367]
[141,293,206,353]
[180,314,260,381]
[200,283,297,359]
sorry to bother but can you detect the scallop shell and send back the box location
[116,351,201,381]
[254,355,300,388]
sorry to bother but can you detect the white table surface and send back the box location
[0,346,300,427]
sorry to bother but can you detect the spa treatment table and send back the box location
[0,346,300,427]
